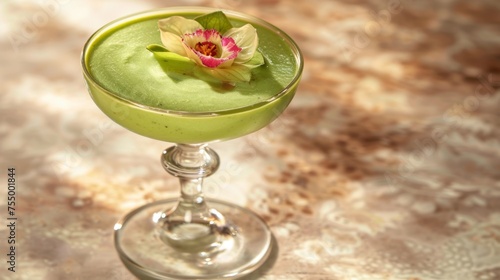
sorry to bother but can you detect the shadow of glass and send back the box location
[237,233,279,280]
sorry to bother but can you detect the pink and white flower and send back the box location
[157,16,263,82]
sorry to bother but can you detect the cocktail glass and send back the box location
[81,7,303,280]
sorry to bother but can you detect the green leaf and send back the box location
[195,64,252,83]
[146,44,169,53]
[243,51,265,68]
[195,11,233,34]
[146,44,195,74]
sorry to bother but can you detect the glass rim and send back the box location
[81,6,304,117]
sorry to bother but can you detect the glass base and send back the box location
[114,198,272,279]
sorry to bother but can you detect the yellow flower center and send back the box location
[195,41,218,57]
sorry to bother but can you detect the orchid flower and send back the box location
[149,12,264,83]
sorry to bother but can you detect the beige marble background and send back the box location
[1,0,500,279]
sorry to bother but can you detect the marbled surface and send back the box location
[1,0,500,279]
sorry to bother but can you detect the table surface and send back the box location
[2,0,500,279]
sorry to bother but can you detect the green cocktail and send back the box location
[83,8,301,144]
[82,7,303,280]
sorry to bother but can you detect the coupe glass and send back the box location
[81,7,303,279]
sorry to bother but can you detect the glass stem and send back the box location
[179,178,205,206]
[157,144,231,253]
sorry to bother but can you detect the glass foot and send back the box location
[114,198,272,279]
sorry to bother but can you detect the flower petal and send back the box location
[181,29,222,67]
[199,55,233,68]
[160,31,187,56]
[182,43,203,66]
[158,17,204,56]
[158,16,203,36]
[183,29,222,56]
[223,24,258,63]
[220,36,241,61]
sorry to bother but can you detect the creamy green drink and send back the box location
[82,8,302,143]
